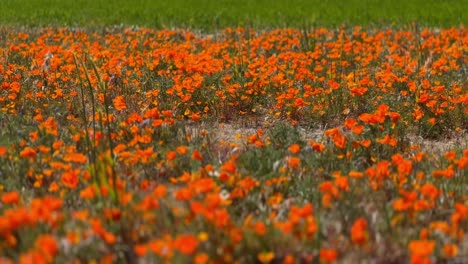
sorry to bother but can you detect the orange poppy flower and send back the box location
[166,151,177,161]
[287,156,301,168]
[133,244,148,257]
[325,128,347,149]
[0,146,6,156]
[221,160,237,174]
[309,141,325,152]
[113,95,127,110]
[1,191,20,205]
[176,145,188,155]
[288,144,301,154]
[420,183,439,200]
[80,185,97,200]
[63,152,87,163]
[352,125,364,135]
[319,248,337,263]
[61,169,79,189]
[351,218,368,245]
[173,234,198,255]
[349,171,364,179]
[408,239,435,259]
[334,176,349,191]
[443,243,458,258]
[194,253,209,264]
[191,149,203,161]
[35,234,58,260]
[19,147,36,158]
[350,87,368,96]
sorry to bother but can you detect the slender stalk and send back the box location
[73,53,98,185]
[89,55,119,205]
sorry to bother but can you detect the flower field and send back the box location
[0,26,467,263]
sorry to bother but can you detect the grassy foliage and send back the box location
[0,0,466,29]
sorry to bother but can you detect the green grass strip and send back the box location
[0,0,466,30]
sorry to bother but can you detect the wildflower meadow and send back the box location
[0,3,467,264]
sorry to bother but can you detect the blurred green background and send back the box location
[1,0,466,30]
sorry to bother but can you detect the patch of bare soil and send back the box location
[408,132,468,155]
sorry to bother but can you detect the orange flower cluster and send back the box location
[0,26,466,263]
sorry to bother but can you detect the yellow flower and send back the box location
[198,232,209,242]
[257,251,275,264]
